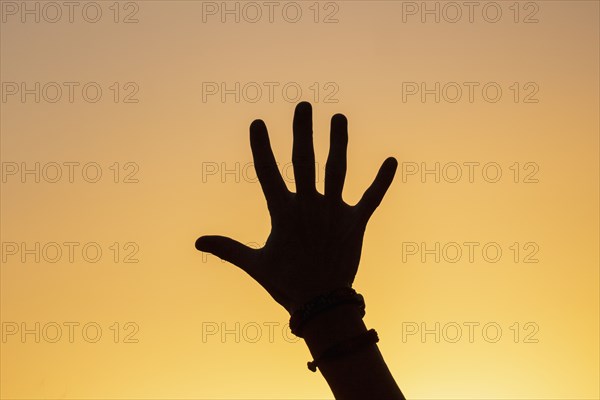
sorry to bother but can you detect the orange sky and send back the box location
[1,1,598,398]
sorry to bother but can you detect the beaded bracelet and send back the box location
[307,329,379,372]
[289,287,365,338]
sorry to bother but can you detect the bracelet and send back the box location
[307,329,379,372]
[289,287,365,338]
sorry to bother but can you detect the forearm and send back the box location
[301,304,405,400]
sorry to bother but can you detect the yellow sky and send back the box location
[1,1,598,398]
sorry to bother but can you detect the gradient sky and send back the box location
[1,1,599,399]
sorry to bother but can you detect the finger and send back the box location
[195,235,257,273]
[292,101,316,196]
[325,113,348,200]
[356,157,398,223]
[250,119,288,211]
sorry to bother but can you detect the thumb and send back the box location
[195,235,256,272]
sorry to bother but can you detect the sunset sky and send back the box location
[1,1,598,399]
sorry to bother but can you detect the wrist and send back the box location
[301,303,368,358]
[289,287,364,337]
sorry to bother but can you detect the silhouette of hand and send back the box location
[195,102,397,314]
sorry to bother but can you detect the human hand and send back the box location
[195,102,397,314]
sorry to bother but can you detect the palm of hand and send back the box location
[256,194,364,313]
[196,102,397,314]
